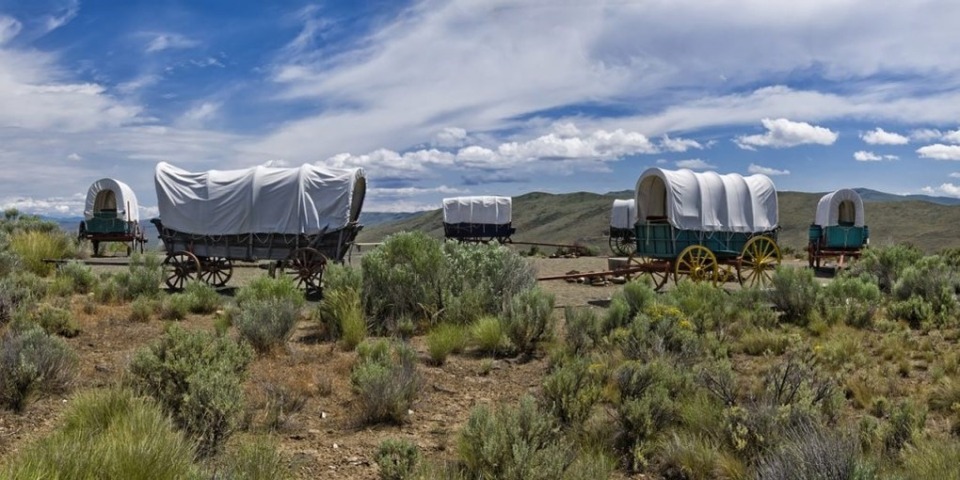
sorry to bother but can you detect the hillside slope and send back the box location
[358,190,960,254]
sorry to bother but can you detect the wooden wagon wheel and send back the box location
[674,245,718,286]
[623,253,670,291]
[609,234,636,257]
[285,247,327,293]
[738,236,781,288]
[163,251,201,291]
[198,257,233,288]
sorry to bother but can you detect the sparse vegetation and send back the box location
[235,298,301,354]
[0,325,76,411]
[350,338,421,425]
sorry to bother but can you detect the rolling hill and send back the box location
[358,190,960,254]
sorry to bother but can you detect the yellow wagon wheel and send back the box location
[623,253,670,291]
[738,236,781,288]
[674,245,718,286]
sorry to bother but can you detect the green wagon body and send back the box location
[84,210,138,235]
[808,224,869,250]
[635,222,779,260]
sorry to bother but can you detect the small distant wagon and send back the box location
[78,178,146,256]
[625,168,782,290]
[807,188,868,270]
[151,162,365,293]
[442,196,515,243]
[609,199,637,256]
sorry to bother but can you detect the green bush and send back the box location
[214,435,290,480]
[884,400,927,454]
[129,297,158,322]
[8,229,76,276]
[235,276,305,309]
[126,253,164,299]
[768,266,820,326]
[93,276,124,304]
[755,424,868,480]
[235,298,301,354]
[315,287,366,349]
[375,438,421,480]
[501,287,555,355]
[563,307,602,355]
[899,438,960,480]
[183,281,221,314]
[0,325,76,411]
[818,275,882,329]
[617,304,699,361]
[658,431,745,480]
[603,280,657,333]
[362,232,446,327]
[29,303,80,337]
[848,244,924,293]
[541,357,601,427]
[471,315,505,355]
[0,273,43,326]
[457,396,574,480]
[127,325,253,456]
[891,255,959,327]
[322,263,362,297]
[159,293,191,321]
[1,388,199,480]
[57,260,96,294]
[735,328,791,356]
[614,360,688,470]
[350,339,421,425]
[441,241,536,324]
[426,322,468,366]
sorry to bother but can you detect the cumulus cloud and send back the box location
[660,134,703,152]
[146,33,199,53]
[910,129,943,141]
[921,183,960,198]
[853,150,882,161]
[433,127,468,147]
[917,144,960,160]
[675,159,715,170]
[325,148,455,179]
[861,127,908,145]
[176,102,220,129]
[0,194,84,217]
[66,152,82,161]
[950,172,960,179]
[734,118,838,150]
[943,129,960,144]
[747,164,790,175]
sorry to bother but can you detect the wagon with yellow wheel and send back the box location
[151,162,366,294]
[623,167,781,290]
[807,188,868,271]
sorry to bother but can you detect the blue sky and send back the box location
[2,0,960,216]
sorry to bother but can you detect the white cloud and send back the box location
[42,0,79,34]
[910,129,943,141]
[735,118,838,150]
[176,102,220,129]
[747,163,790,175]
[368,185,466,197]
[853,150,882,161]
[861,127,908,145]
[921,183,960,198]
[262,159,289,168]
[66,152,82,161]
[660,134,703,152]
[943,129,960,144]
[325,148,455,179]
[0,16,22,45]
[917,144,960,161]
[146,34,199,53]
[433,127,468,147]
[675,159,715,170]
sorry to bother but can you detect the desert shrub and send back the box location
[541,357,601,427]
[214,435,289,480]
[8,229,76,276]
[125,252,164,299]
[618,304,700,361]
[441,241,536,324]
[768,266,820,326]
[183,281,221,314]
[662,280,736,335]
[235,298,301,354]
[0,274,43,326]
[888,295,936,330]
[883,400,927,454]
[899,438,960,480]
[928,379,960,412]
[564,306,602,354]
[127,325,253,456]
[457,396,574,479]
[255,380,308,431]
[129,297,158,322]
[891,255,959,327]
[818,275,882,329]
[0,325,76,411]
[323,262,362,296]
[376,438,421,480]
[735,328,791,356]
[235,276,305,309]
[57,260,96,294]
[30,303,80,337]
[160,293,191,321]
[93,276,124,304]
[1,388,198,480]
[658,431,746,480]
[471,315,505,355]
[603,280,656,332]
[754,423,868,480]
[350,338,420,425]
[614,359,690,470]
[362,231,446,326]
[426,322,468,366]
[315,287,366,349]
[848,244,923,293]
[500,287,555,355]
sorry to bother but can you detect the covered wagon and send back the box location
[442,196,515,243]
[625,167,782,289]
[609,199,637,256]
[152,162,365,292]
[78,178,146,256]
[807,188,868,270]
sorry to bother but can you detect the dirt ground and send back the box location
[0,253,833,478]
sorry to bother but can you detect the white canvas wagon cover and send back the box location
[155,162,365,236]
[442,196,512,225]
[610,199,637,229]
[815,189,865,227]
[84,178,140,222]
[635,168,778,233]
